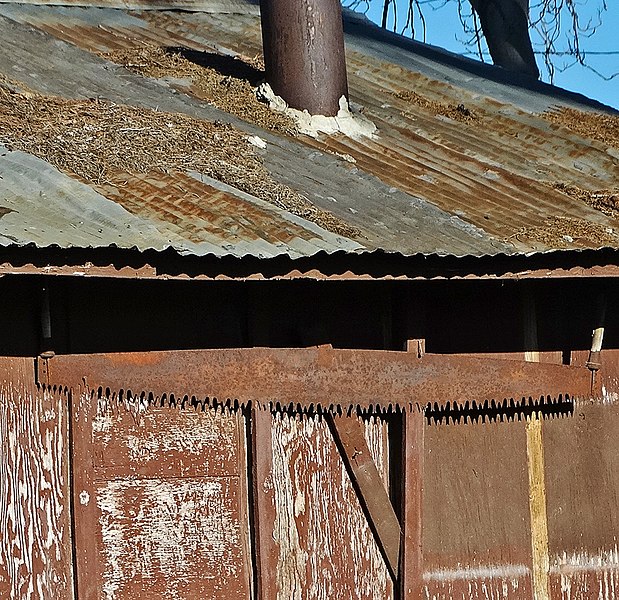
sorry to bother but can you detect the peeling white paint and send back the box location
[601,383,619,405]
[270,413,390,600]
[423,575,525,600]
[552,546,619,574]
[96,477,243,599]
[0,376,71,599]
[424,564,530,582]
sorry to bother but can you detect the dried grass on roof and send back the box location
[394,90,478,123]
[508,216,619,249]
[0,81,358,238]
[102,44,297,136]
[552,183,619,219]
[544,106,619,150]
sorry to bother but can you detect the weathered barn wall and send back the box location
[0,358,72,599]
[70,390,252,599]
[423,418,532,599]
[258,412,392,600]
[3,339,619,598]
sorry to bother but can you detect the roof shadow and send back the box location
[166,47,264,86]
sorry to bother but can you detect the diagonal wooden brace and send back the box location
[328,414,402,580]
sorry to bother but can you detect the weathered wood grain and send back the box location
[72,390,251,599]
[268,412,392,600]
[0,358,72,599]
[423,418,532,599]
[545,402,619,600]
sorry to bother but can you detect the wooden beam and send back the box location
[400,408,424,599]
[250,407,278,600]
[522,290,551,600]
[328,414,401,580]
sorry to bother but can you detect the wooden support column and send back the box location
[523,290,551,600]
[328,414,402,580]
[400,408,424,599]
[251,406,278,600]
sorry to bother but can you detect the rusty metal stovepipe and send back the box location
[259,0,349,116]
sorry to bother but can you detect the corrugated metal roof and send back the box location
[0,146,359,257]
[0,1,617,261]
[0,0,260,12]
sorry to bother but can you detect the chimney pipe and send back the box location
[259,0,349,116]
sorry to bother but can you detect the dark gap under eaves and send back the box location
[1,244,619,281]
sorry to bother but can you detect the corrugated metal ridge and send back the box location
[1,241,619,266]
[0,4,617,260]
[0,0,260,12]
[341,11,619,116]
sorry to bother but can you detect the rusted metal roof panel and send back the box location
[0,145,360,257]
[0,2,617,261]
[0,0,259,11]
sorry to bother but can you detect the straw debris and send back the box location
[552,183,619,219]
[508,216,619,249]
[0,80,358,238]
[102,44,297,136]
[394,90,478,123]
[543,106,619,150]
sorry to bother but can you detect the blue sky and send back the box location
[347,0,618,110]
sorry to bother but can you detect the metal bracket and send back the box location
[35,355,51,386]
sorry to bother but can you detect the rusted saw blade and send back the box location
[45,347,592,412]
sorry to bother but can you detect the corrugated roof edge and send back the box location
[1,243,618,281]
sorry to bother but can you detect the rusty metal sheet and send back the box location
[71,389,252,599]
[4,5,618,258]
[257,411,392,599]
[0,358,72,599]
[46,347,593,412]
[544,401,619,599]
[76,6,618,253]
[0,0,260,12]
[423,418,533,599]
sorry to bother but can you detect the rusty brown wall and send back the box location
[423,418,533,599]
[70,391,252,599]
[545,401,619,599]
[0,358,73,599]
[255,412,393,600]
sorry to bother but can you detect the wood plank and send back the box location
[400,409,424,599]
[523,291,551,600]
[71,389,251,599]
[328,414,401,580]
[251,406,278,600]
[266,411,392,599]
[0,358,73,599]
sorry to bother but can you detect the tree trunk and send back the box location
[469,0,539,78]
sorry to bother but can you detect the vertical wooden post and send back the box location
[523,290,551,600]
[251,406,278,600]
[399,407,424,599]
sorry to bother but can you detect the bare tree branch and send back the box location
[344,0,612,81]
